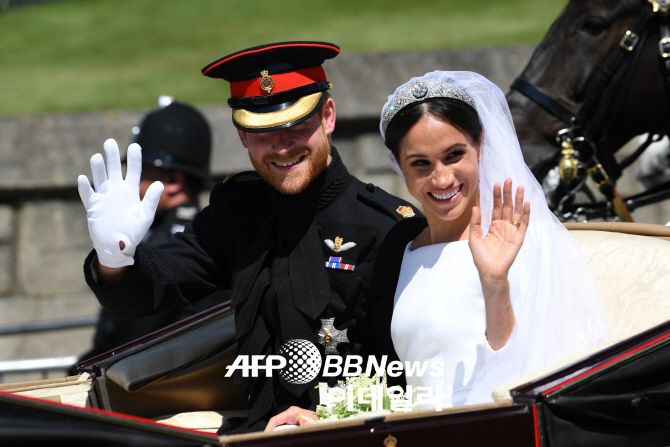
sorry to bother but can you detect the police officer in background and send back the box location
[77,42,422,433]
[75,98,229,364]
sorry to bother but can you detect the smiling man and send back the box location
[238,98,333,195]
[78,41,421,433]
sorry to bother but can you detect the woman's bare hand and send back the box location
[469,178,530,281]
[468,178,530,350]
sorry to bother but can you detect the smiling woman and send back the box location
[385,97,483,242]
[369,70,611,410]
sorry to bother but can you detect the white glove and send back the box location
[78,138,164,268]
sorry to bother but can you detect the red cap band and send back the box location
[230,66,327,98]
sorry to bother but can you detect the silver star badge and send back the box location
[318,318,349,355]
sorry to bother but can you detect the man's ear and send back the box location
[237,129,249,148]
[321,97,336,136]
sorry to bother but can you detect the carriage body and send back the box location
[2,223,670,446]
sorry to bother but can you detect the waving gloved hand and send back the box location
[78,138,164,268]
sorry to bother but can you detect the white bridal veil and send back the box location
[380,71,611,404]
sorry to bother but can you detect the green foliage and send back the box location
[316,373,408,421]
[0,0,567,116]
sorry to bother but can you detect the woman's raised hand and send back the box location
[468,178,530,282]
[469,178,529,349]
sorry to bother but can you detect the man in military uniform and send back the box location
[74,99,229,367]
[77,41,420,433]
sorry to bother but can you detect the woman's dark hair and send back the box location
[384,97,482,162]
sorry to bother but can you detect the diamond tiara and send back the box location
[381,79,477,135]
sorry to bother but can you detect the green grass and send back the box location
[0,0,567,116]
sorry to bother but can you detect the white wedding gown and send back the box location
[391,240,503,410]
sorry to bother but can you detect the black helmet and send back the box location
[131,99,212,181]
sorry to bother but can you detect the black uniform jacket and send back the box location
[84,147,421,431]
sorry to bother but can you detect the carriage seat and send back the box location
[494,222,670,401]
[568,223,670,343]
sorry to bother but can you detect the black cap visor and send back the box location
[122,150,211,181]
[141,151,211,181]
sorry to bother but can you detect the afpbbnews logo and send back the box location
[225,339,444,384]
[224,339,323,385]
[322,355,445,378]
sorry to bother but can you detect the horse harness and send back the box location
[512,0,670,221]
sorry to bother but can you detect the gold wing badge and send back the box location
[324,237,357,271]
[324,236,356,253]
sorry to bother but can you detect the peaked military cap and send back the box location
[202,41,340,132]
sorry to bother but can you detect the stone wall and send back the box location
[2,45,663,382]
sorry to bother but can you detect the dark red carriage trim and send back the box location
[202,42,340,77]
[542,329,670,396]
[532,405,541,447]
[0,389,219,441]
[509,320,670,400]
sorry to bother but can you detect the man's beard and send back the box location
[251,133,330,195]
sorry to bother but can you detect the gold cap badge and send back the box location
[396,206,415,218]
[260,70,274,93]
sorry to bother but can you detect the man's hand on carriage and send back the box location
[264,406,317,431]
[78,138,164,269]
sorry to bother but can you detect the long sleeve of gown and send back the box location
[368,217,427,388]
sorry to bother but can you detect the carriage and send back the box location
[2,222,670,446]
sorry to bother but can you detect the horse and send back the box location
[507,0,670,220]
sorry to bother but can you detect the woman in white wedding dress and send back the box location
[371,71,611,410]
